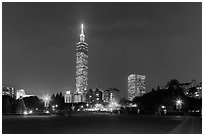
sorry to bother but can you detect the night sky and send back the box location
[2,2,202,98]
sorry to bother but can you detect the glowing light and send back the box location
[66,91,71,94]
[46,111,49,113]
[29,110,33,114]
[176,99,183,105]
[175,98,183,110]
[23,111,28,115]
[43,95,50,101]
[132,104,137,107]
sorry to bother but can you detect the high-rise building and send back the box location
[128,74,145,101]
[75,24,88,102]
[64,91,73,103]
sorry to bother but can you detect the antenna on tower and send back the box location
[81,24,84,35]
[80,24,85,42]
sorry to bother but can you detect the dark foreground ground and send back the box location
[2,112,202,134]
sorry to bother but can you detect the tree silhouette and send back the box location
[157,86,160,91]
[166,79,184,97]
[151,88,155,92]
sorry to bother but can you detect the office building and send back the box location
[128,74,145,101]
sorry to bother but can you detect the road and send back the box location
[2,112,202,134]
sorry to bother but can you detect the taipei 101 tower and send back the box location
[75,24,88,102]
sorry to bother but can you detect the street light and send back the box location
[176,99,182,105]
[43,95,50,112]
[175,98,183,105]
[175,98,183,110]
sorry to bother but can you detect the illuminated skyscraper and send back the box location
[128,74,145,101]
[75,24,88,102]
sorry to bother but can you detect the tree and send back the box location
[2,95,15,113]
[166,79,180,90]
[157,86,160,91]
[166,79,181,97]
[23,96,43,111]
[119,97,128,106]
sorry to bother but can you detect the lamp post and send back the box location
[175,98,183,110]
[43,96,50,112]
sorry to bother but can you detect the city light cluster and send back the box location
[85,101,121,112]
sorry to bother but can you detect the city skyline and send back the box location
[2,2,202,98]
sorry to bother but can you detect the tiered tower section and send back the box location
[76,24,88,97]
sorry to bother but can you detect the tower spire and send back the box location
[80,24,85,42]
[81,24,84,35]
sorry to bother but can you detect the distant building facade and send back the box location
[73,92,83,103]
[179,80,202,99]
[109,88,119,103]
[93,88,103,104]
[64,91,73,103]
[195,82,202,99]
[103,90,110,103]
[103,88,119,103]
[2,85,16,98]
[128,74,146,101]
[86,89,94,106]
[86,88,103,106]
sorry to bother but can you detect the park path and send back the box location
[168,116,202,134]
